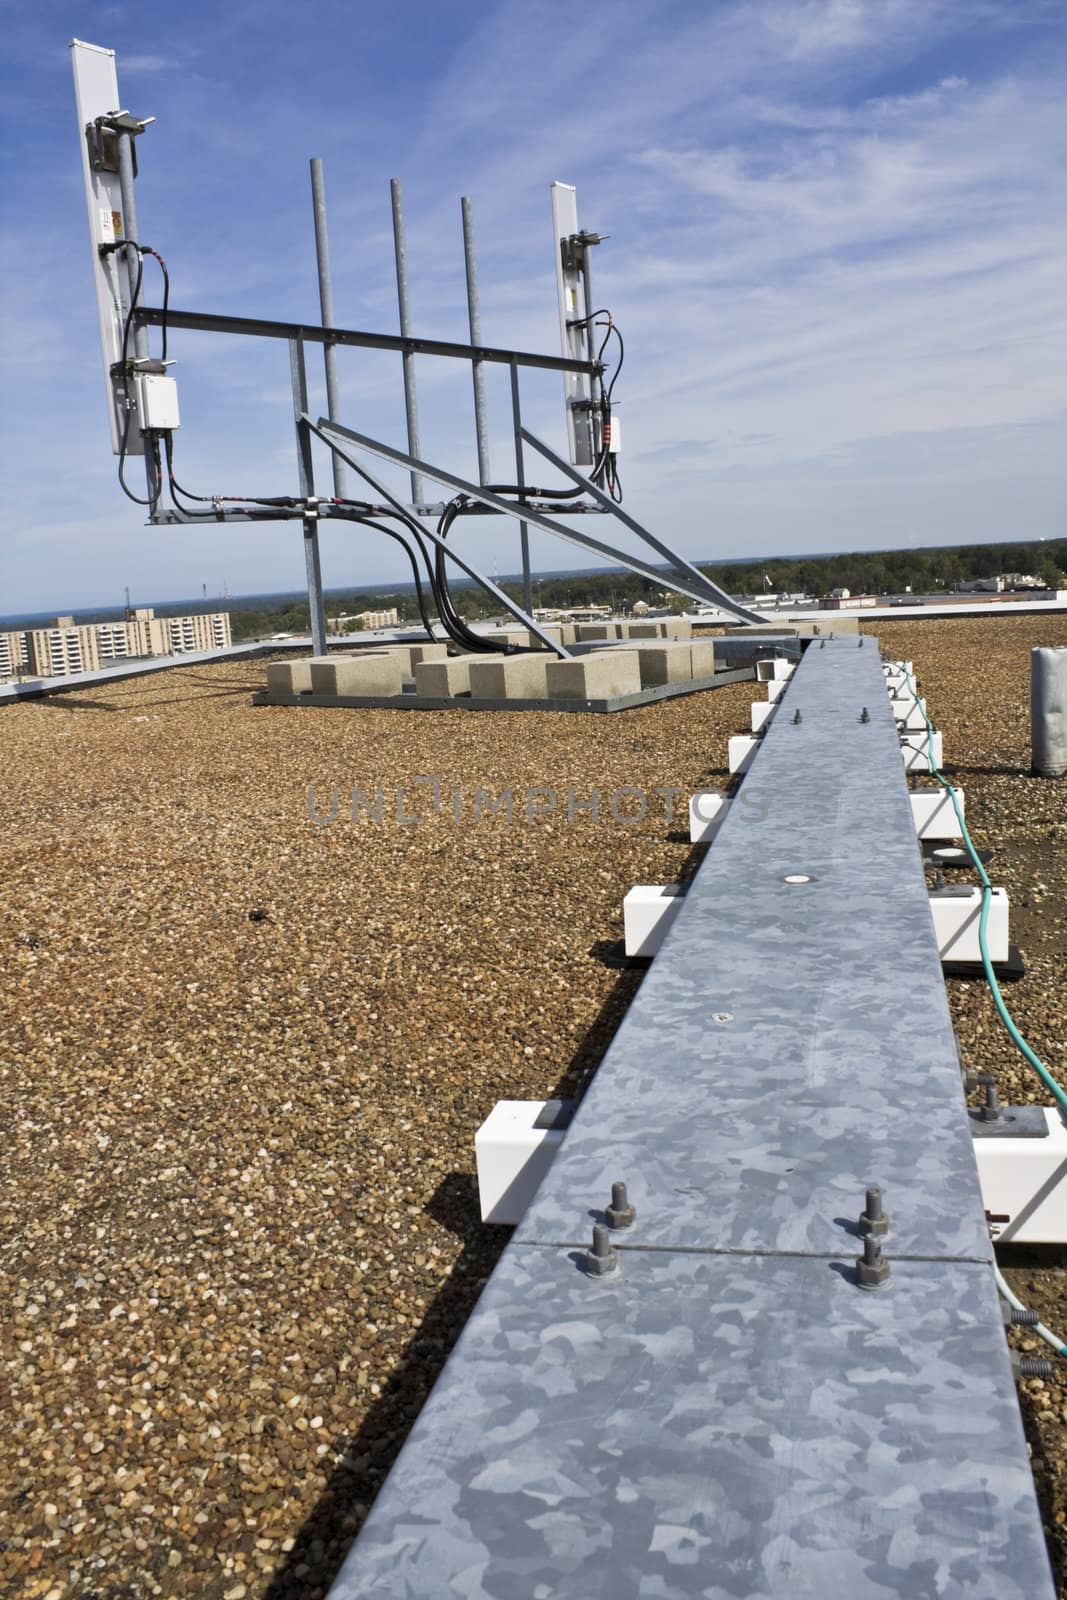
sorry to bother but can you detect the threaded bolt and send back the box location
[584,1223,618,1276]
[979,1084,1001,1122]
[1003,1305,1040,1326]
[858,1185,889,1237]
[793,708,802,725]
[860,707,870,723]
[1012,1354,1054,1379]
[605,1180,636,1229]
[856,1234,890,1290]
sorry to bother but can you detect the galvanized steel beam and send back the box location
[327,638,1055,1600]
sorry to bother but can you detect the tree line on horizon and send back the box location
[228,536,1066,639]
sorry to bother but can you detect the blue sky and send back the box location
[1,0,1064,612]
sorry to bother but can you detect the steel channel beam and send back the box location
[327,638,1055,1600]
[135,306,599,375]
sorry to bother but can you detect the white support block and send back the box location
[892,700,930,732]
[623,884,685,957]
[475,1102,567,1225]
[930,887,1009,963]
[766,679,787,703]
[901,731,943,771]
[751,701,775,733]
[973,1110,1067,1243]
[689,792,731,843]
[728,734,760,775]
[883,660,913,675]
[910,788,965,840]
[756,659,794,681]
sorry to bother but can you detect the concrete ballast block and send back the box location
[688,640,717,678]
[312,654,405,696]
[468,655,550,700]
[414,655,480,697]
[931,887,1009,963]
[267,659,319,694]
[636,643,695,688]
[575,623,619,642]
[546,649,641,701]
[623,884,685,958]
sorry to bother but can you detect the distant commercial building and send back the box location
[0,607,232,681]
[353,608,400,629]
[824,592,878,609]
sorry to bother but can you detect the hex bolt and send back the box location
[793,708,803,725]
[605,1180,636,1229]
[858,1185,889,1237]
[979,1084,1001,1122]
[860,707,870,723]
[584,1223,618,1276]
[858,637,864,647]
[856,1234,891,1290]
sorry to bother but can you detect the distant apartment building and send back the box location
[0,607,232,681]
[0,629,30,678]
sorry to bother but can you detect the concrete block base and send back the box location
[901,731,943,771]
[312,655,405,696]
[468,654,550,700]
[267,658,321,694]
[728,734,760,774]
[623,884,685,958]
[414,655,480,697]
[910,788,965,840]
[635,643,697,688]
[689,792,730,843]
[475,1101,569,1225]
[546,650,641,700]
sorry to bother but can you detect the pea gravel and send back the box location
[2,616,1065,1598]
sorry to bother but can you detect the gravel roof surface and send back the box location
[2,615,1065,1599]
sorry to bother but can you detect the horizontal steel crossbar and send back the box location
[135,305,600,375]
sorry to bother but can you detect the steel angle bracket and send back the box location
[520,427,762,625]
[310,415,758,623]
[299,417,571,656]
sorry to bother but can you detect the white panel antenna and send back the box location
[550,182,594,467]
[70,39,150,456]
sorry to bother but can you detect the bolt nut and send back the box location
[584,1223,618,1276]
[856,1236,890,1290]
[605,1181,636,1229]
[858,1185,889,1237]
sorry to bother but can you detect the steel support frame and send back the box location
[309,414,761,623]
[300,418,570,656]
